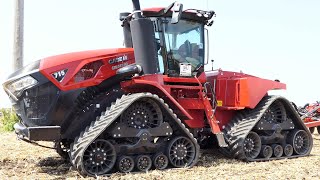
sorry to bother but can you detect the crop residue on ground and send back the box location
[0,132,320,179]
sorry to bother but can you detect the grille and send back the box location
[23,82,58,125]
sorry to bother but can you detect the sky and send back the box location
[1,0,320,107]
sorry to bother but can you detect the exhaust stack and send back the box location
[130,0,159,74]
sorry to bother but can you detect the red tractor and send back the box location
[2,1,312,177]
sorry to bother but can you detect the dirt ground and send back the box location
[0,132,319,180]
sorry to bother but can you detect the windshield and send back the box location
[162,19,204,75]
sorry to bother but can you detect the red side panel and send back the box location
[206,70,286,109]
[206,70,287,128]
[39,48,134,91]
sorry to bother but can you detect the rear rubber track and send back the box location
[222,95,313,161]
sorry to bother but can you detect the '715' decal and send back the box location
[52,69,68,82]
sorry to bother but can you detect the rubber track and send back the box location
[69,93,200,176]
[222,95,313,161]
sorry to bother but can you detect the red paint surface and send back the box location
[39,48,134,91]
[38,47,287,132]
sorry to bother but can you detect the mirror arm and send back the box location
[171,2,183,24]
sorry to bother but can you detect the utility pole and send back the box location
[13,0,24,71]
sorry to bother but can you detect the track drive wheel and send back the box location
[82,139,116,175]
[117,156,134,173]
[288,130,311,155]
[168,136,196,168]
[120,98,163,129]
[261,100,287,124]
[153,153,169,170]
[243,131,261,160]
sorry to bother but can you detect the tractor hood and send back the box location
[3,48,135,99]
[39,48,135,91]
[39,48,134,70]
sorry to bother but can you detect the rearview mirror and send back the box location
[171,2,183,24]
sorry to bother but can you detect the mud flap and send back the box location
[216,132,228,147]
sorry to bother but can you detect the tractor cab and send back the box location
[154,16,205,77]
[120,2,215,77]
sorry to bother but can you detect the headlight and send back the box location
[4,75,38,99]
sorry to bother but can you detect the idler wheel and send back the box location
[243,131,261,160]
[82,139,116,175]
[288,130,311,155]
[168,136,196,168]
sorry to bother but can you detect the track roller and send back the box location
[136,155,152,172]
[283,144,293,157]
[272,144,283,158]
[117,156,134,173]
[259,145,272,159]
[153,153,168,170]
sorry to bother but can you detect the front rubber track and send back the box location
[69,93,200,177]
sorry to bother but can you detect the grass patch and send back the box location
[0,108,19,131]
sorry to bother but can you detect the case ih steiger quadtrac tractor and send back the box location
[2,1,313,177]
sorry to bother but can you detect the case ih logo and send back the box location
[109,54,129,70]
[52,69,68,82]
[108,54,128,64]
